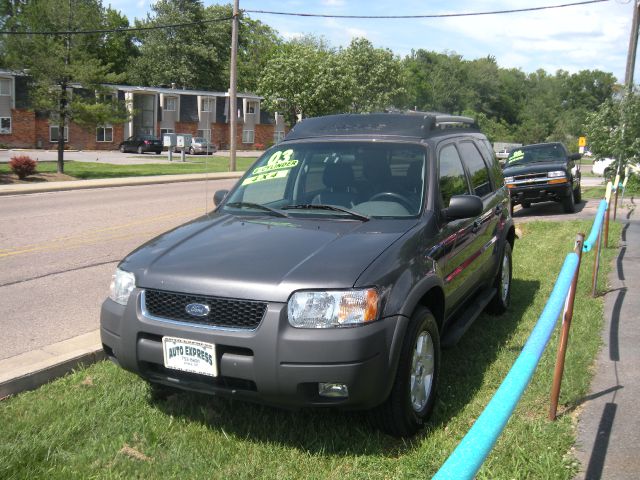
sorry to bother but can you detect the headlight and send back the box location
[287,288,379,328]
[547,170,566,178]
[109,268,136,305]
[504,176,515,183]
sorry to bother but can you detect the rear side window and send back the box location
[458,141,492,197]
[438,144,469,207]
[478,139,504,187]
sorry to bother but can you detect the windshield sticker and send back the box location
[252,149,298,174]
[242,169,290,186]
[508,150,524,163]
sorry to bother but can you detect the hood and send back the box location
[120,213,418,302]
[503,160,568,176]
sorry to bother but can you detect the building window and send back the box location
[242,129,254,144]
[201,98,215,112]
[98,93,115,103]
[50,126,68,142]
[96,125,113,142]
[0,117,11,134]
[197,129,211,141]
[164,96,177,111]
[0,79,11,96]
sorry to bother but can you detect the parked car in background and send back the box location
[188,137,217,155]
[503,142,581,213]
[119,135,163,155]
[591,157,615,176]
[495,148,510,163]
[101,112,515,437]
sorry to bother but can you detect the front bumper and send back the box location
[100,289,405,409]
[507,181,572,205]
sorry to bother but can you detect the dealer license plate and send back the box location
[162,336,217,377]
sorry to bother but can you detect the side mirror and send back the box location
[569,153,582,161]
[444,195,483,220]
[213,189,229,207]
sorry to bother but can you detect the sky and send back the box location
[108,0,639,84]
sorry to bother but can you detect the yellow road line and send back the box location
[0,208,203,256]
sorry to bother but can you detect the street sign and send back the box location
[578,136,586,147]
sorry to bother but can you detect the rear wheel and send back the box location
[487,242,512,314]
[521,201,531,209]
[562,189,576,213]
[137,146,144,155]
[374,307,440,437]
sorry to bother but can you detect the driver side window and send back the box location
[438,144,470,208]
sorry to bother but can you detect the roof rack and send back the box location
[285,112,479,141]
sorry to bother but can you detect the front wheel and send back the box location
[573,186,582,204]
[374,307,440,437]
[562,190,576,213]
[137,146,144,155]
[487,242,512,314]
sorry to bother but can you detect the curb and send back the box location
[0,330,105,399]
[0,171,244,196]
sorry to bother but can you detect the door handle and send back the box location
[472,219,482,233]
[495,204,503,214]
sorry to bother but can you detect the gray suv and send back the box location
[101,112,515,437]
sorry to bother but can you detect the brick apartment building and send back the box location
[0,70,286,151]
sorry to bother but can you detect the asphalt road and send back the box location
[0,178,236,361]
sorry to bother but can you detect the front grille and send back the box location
[143,289,267,329]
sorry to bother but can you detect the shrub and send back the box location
[9,155,38,179]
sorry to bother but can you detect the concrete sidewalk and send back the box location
[574,200,639,479]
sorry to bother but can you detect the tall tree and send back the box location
[2,0,128,173]
[127,0,229,90]
[341,38,404,113]
[99,7,138,75]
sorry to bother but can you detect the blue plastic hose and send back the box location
[433,253,579,480]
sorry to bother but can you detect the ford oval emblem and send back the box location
[185,303,210,317]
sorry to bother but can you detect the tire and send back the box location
[189,147,195,155]
[155,150,161,155]
[487,242,512,314]
[374,307,440,437]
[573,186,582,204]
[521,201,531,209]
[119,145,125,153]
[562,189,576,213]
[137,146,144,155]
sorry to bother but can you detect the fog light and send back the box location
[318,383,349,398]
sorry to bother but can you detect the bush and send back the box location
[9,155,38,179]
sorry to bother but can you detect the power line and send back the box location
[0,15,233,35]
[0,0,610,36]
[246,0,609,19]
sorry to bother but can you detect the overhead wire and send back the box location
[0,0,610,36]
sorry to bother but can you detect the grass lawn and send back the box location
[0,157,256,180]
[0,220,622,479]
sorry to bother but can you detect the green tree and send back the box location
[99,7,138,75]
[257,37,350,123]
[584,92,640,170]
[2,0,128,173]
[340,38,404,113]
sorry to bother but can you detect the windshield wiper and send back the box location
[283,204,370,221]
[224,201,289,218]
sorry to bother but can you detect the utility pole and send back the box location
[228,0,239,172]
[625,0,640,88]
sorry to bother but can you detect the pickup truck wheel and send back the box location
[562,189,576,213]
[374,307,440,437]
[573,186,582,203]
[487,242,512,314]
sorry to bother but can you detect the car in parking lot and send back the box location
[119,135,163,154]
[187,137,217,155]
[101,112,515,437]
[503,142,581,213]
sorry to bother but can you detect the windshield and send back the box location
[507,144,566,165]
[222,142,426,218]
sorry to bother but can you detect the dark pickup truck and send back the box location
[101,112,516,437]
[503,142,582,213]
